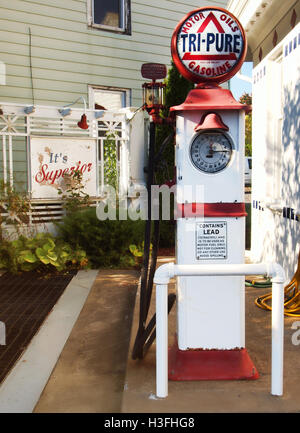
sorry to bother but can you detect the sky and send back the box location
[229,62,253,100]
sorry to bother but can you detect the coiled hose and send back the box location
[251,250,300,317]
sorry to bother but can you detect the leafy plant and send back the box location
[0,232,88,274]
[104,133,118,191]
[129,242,152,267]
[129,243,144,258]
[239,92,252,156]
[56,207,145,268]
[0,180,30,241]
[57,169,91,214]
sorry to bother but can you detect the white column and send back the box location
[271,280,284,396]
[156,283,168,398]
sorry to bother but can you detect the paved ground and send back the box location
[0,270,98,413]
[34,269,139,413]
[122,258,300,413]
[31,258,300,413]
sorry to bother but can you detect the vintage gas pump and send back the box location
[168,6,257,380]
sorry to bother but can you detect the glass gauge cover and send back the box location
[190,131,233,173]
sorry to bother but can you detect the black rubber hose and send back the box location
[140,293,176,358]
[132,122,156,360]
[131,122,176,360]
[145,218,160,318]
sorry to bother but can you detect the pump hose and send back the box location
[132,126,176,360]
[252,250,300,317]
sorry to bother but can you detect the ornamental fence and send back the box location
[0,102,148,229]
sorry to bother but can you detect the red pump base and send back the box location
[168,339,259,381]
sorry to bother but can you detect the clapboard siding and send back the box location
[0,32,171,58]
[0,22,171,57]
[0,0,227,107]
[0,44,170,77]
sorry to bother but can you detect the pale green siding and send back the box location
[0,0,227,190]
[0,0,227,107]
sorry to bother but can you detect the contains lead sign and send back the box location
[196,221,227,260]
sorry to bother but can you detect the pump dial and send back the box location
[190,131,233,173]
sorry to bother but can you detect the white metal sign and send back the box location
[171,7,246,83]
[196,221,227,260]
[30,136,98,199]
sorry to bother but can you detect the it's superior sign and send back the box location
[171,7,246,84]
[30,136,97,199]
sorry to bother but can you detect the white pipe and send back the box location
[156,283,168,398]
[154,262,285,399]
[2,135,7,184]
[8,133,13,186]
[271,281,284,396]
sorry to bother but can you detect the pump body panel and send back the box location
[174,88,247,350]
[175,110,245,203]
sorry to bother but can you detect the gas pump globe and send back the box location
[168,6,256,380]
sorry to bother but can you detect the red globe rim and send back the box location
[171,6,247,85]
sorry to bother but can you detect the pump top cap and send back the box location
[171,7,247,84]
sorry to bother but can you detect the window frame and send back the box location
[88,0,131,35]
[89,85,131,111]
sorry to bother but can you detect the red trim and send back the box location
[168,339,259,381]
[177,202,247,218]
[197,11,225,33]
[171,6,247,85]
[170,85,251,113]
[182,53,237,61]
[194,112,229,131]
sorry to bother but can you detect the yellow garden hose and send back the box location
[251,250,300,317]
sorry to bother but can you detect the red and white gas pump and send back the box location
[167,6,257,381]
[130,6,285,398]
[154,6,285,398]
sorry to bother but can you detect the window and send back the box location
[88,0,131,34]
[89,86,131,111]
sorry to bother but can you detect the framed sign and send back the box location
[29,136,98,199]
[171,7,247,84]
[196,221,227,260]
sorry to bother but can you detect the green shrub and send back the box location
[0,232,88,274]
[57,169,91,214]
[155,61,194,185]
[159,219,175,248]
[56,207,145,268]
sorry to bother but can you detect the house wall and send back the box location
[251,1,300,66]
[0,0,227,108]
[0,0,227,189]
[227,0,299,64]
[251,23,300,281]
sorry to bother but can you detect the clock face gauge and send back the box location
[190,132,233,173]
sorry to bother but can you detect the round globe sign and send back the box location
[171,7,247,84]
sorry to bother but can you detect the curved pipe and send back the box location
[155,262,285,399]
[154,262,286,285]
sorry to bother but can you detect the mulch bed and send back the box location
[0,270,77,385]
[158,247,175,256]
